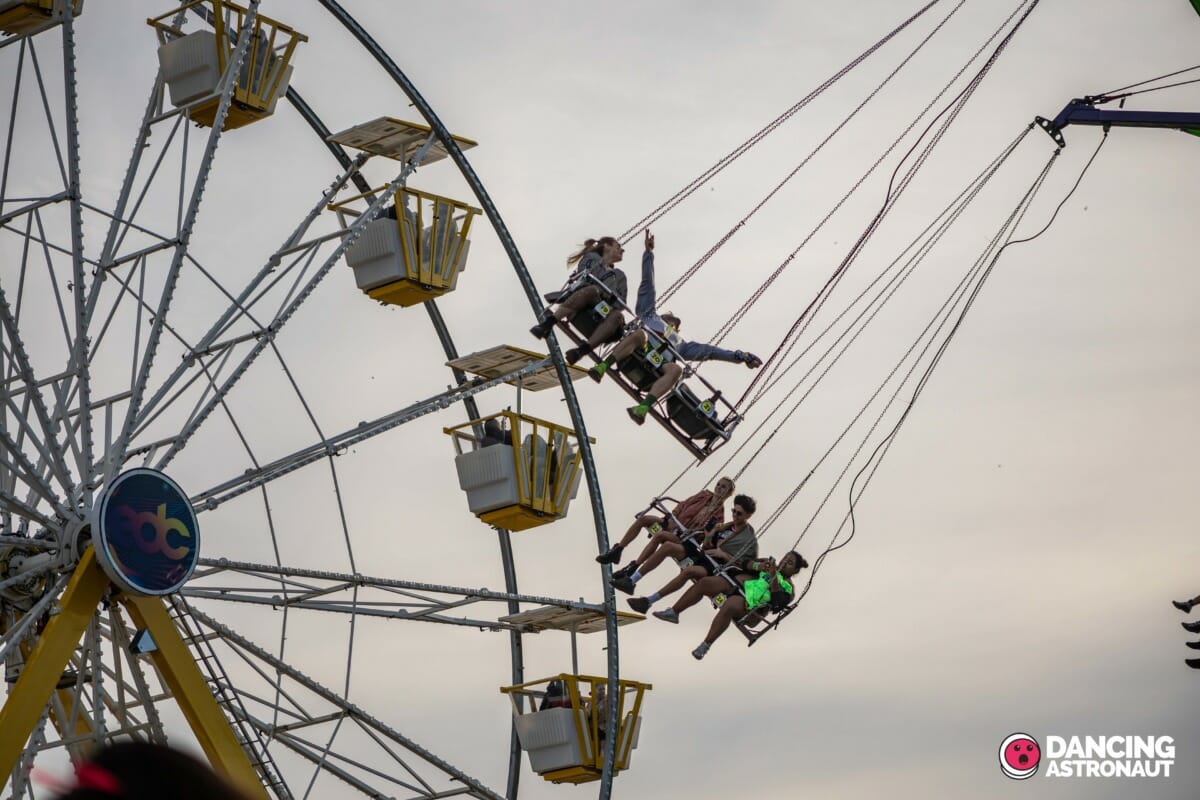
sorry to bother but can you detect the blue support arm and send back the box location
[1036,97,1200,147]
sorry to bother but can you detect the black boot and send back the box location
[1187,640,1200,650]
[565,345,591,365]
[596,543,623,565]
[1183,620,1200,634]
[1186,657,1200,669]
[530,315,556,339]
[612,561,637,579]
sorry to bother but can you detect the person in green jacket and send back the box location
[652,550,807,660]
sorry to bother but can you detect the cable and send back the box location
[726,0,1042,409]
[1099,64,1200,98]
[655,0,968,306]
[734,130,1031,491]
[783,130,1107,618]
[613,0,947,245]
[656,125,1031,505]
[1104,75,1200,102]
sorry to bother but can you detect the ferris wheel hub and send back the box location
[91,468,200,597]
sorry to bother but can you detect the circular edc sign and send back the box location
[94,468,199,596]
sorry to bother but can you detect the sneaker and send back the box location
[1186,658,1200,670]
[529,317,555,339]
[627,406,647,426]
[564,346,590,365]
[612,561,638,579]
[588,363,608,383]
[1183,620,1200,634]
[1187,641,1200,650]
[1173,599,1195,613]
[652,608,679,624]
[692,642,711,660]
[611,575,635,595]
[595,544,623,565]
[627,597,650,614]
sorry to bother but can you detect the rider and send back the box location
[584,230,762,424]
[613,494,758,596]
[650,550,808,659]
[595,476,735,566]
[530,237,628,362]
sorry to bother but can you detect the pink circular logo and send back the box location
[999,733,1041,779]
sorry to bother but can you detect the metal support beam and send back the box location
[186,605,504,800]
[1035,98,1200,146]
[119,594,269,800]
[0,549,107,778]
[189,358,552,510]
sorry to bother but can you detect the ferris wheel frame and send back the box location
[0,1,626,798]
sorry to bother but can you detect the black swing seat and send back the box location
[667,383,738,444]
[569,300,619,340]
[615,333,674,392]
[549,299,742,460]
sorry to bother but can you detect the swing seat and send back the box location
[666,383,729,442]
[0,0,82,36]
[569,302,614,339]
[615,333,673,392]
[615,354,662,392]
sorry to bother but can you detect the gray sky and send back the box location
[6,1,1200,798]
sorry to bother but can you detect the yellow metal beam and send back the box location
[18,640,95,755]
[0,548,109,777]
[120,595,268,800]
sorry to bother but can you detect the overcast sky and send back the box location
[7,1,1200,798]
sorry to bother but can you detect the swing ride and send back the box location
[2,0,1199,798]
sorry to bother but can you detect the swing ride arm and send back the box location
[1035,97,1200,147]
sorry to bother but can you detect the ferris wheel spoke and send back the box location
[104,3,268,488]
[128,152,367,438]
[185,559,602,633]
[0,258,79,500]
[138,159,400,475]
[107,115,189,262]
[188,357,548,510]
[187,605,503,800]
[58,4,94,510]
[269,729,466,800]
[0,487,58,531]
[74,74,171,370]
[22,39,68,188]
[101,604,169,742]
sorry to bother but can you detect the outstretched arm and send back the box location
[635,230,657,319]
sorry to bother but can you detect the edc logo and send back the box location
[95,469,199,596]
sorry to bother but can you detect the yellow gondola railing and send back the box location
[444,411,587,531]
[500,674,651,785]
[332,186,481,308]
[148,0,306,130]
[0,0,83,36]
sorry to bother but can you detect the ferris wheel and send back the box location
[0,2,645,799]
